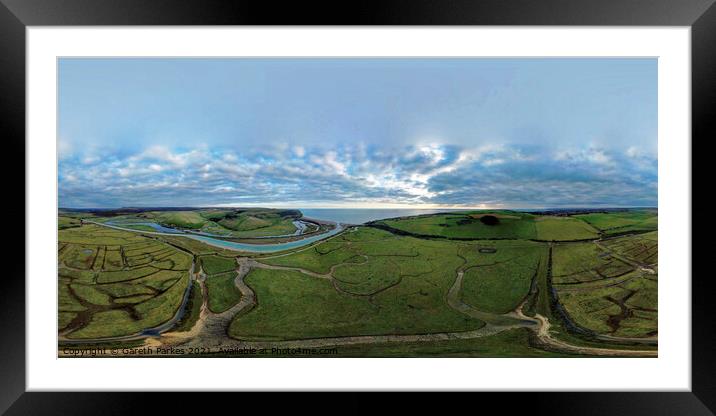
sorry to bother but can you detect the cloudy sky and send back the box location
[58,58,657,209]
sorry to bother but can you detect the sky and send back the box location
[58,58,657,209]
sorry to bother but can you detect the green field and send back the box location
[551,232,658,338]
[231,228,486,340]
[199,255,236,275]
[103,208,302,238]
[205,272,243,313]
[460,242,543,314]
[58,216,82,230]
[196,254,243,313]
[58,209,657,356]
[380,210,656,242]
[601,231,658,265]
[154,211,207,229]
[262,241,359,274]
[534,216,600,241]
[157,234,238,257]
[574,210,658,235]
[379,212,537,239]
[230,267,481,340]
[552,242,626,284]
[58,221,193,339]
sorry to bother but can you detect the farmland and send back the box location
[200,255,243,313]
[459,241,543,314]
[58,224,193,339]
[375,210,640,242]
[534,216,600,241]
[551,231,658,339]
[59,208,657,357]
[90,207,307,238]
[378,211,538,239]
[574,210,658,236]
[231,228,483,340]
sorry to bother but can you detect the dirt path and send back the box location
[125,256,504,354]
[531,314,657,357]
[61,234,657,357]
[152,259,257,349]
[447,258,656,357]
[506,279,657,356]
[146,253,655,356]
[447,270,533,328]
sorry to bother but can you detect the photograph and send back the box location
[1,0,708,407]
[56,57,658,358]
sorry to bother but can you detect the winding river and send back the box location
[94,220,345,253]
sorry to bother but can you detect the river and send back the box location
[97,208,461,253]
[186,224,345,253]
[96,220,345,253]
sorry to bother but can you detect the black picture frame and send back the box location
[1,0,708,413]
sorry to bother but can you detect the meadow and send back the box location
[199,255,243,313]
[551,231,658,338]
[95,207,302,238]
[58,209,658,357]
[58,222,193,339]
[379,211,538,239]
[376,210,644,242]
[574,210,658,235]
[534,216,600,241]
[459,241,543,314]
[231,228,483,340]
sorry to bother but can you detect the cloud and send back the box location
[425,144,656,207]
[58,137,73,160]
[58,141,657,208]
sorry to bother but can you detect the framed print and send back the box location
[2,0,711,413]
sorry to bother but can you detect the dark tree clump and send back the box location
[479,215,500,226]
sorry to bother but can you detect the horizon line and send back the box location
[59,205,658,211]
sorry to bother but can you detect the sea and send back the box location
[299,208,469,225]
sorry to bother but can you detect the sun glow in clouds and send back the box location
[58,58,657,208]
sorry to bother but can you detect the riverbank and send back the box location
[88,220,345,253]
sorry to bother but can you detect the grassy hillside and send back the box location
[534,216,600,241]
[153,211,207,229]
[380,211,652,241]
[58,215,82,230]
[106,208,301,238]
[574,210,657,235]
[379,211,537,239]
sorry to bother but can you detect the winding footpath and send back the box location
[142,251,656,357]
[61,227,657,357]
